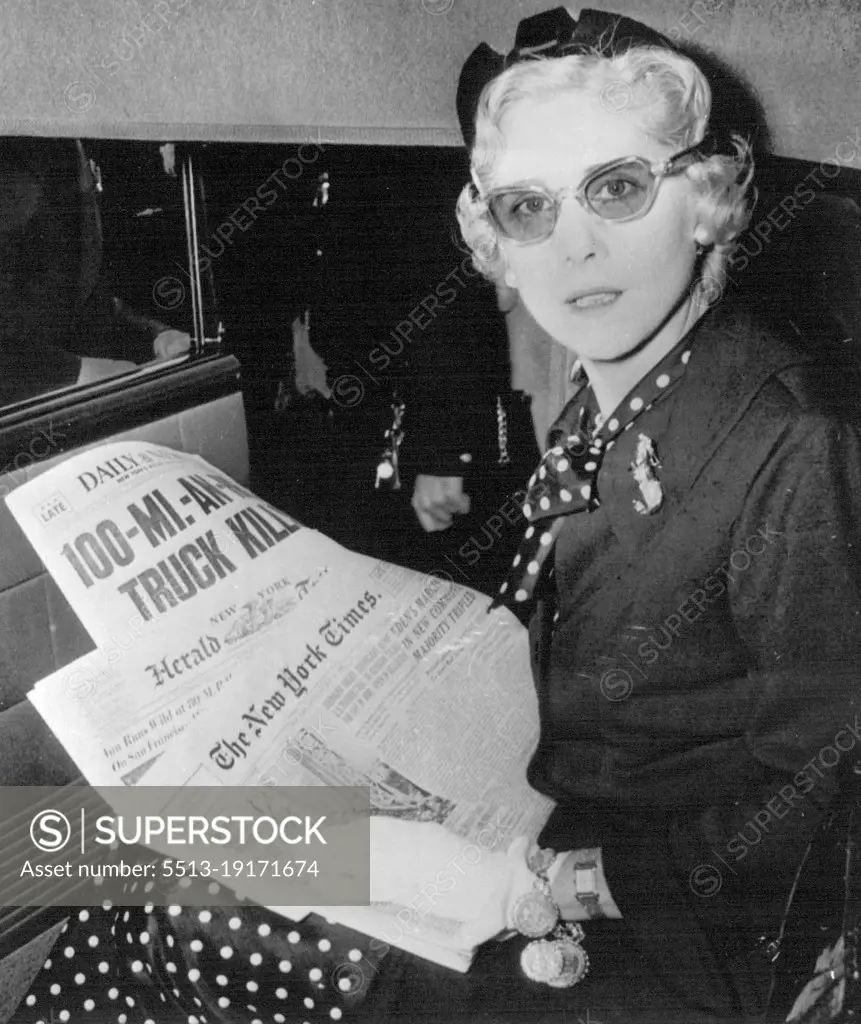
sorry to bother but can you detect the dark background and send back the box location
[87,140,534,595]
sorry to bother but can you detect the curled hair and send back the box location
[456,46,754,298]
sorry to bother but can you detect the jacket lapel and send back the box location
[599,296,814,557]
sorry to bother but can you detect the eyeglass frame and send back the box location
[479,137,714,245]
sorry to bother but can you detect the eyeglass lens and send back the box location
[489,160,657,241]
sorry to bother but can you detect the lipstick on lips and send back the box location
[567,289,622,309]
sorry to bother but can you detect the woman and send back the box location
[360,8,861,1024]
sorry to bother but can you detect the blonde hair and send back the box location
[456,46,754,299]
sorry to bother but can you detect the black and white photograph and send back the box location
[0,2,859,1022]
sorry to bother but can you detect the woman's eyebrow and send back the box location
[490,156,642,190]
[489,177,553,191]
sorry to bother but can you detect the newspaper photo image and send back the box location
[7,440,555,971]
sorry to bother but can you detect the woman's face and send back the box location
[492,90,702,361]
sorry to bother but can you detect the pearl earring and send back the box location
[504,269,517,288]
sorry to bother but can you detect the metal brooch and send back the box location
[631,433,663,515]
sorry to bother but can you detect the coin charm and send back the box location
[521,939,564,983]
[511,890,558,938]
[527,846,557,876]
[546,936,590,988]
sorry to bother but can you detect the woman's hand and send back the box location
[412,475,471,532]
[76,356,137,386]
[368,816,534,948]
[153,328,192,360]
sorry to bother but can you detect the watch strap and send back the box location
[572,857,602,919]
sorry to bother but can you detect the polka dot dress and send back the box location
[13,899,385,1023]
[492,342,693,611]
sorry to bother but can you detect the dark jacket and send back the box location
[405,272,517,478]
[529,293,861,1018]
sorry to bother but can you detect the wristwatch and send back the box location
[572,857,602,918]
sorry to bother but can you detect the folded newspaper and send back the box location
[6,440,553,971]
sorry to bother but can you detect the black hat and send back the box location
[456,8,677,149]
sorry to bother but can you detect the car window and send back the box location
[0,137,199,411]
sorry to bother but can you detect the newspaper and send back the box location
[8,441,554,969]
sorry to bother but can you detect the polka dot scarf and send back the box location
[493,340,693,610]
